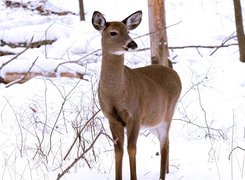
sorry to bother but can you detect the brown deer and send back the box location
[92,10,181,180]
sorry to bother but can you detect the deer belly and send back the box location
[141,115,164,129]
[141,121,168,145]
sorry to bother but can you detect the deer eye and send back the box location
[110,31,118,36]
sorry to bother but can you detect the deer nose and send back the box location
[127,40,137,50]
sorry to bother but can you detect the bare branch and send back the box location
[136,43,238,52]
[63,109,101,160]
[54,49,101,72]
[47,79,83,155]
[210,34,237,55]
[229,146,245,160]
[0,37,33,70]
[5,56,39,88]
[57,131,103,180]
[173,118,228,140]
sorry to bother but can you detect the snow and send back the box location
[0,0,245,180]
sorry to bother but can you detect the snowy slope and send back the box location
[0,0,245,180]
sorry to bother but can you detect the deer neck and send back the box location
[100,51,125,96]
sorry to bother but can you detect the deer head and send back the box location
[92,11,142,55]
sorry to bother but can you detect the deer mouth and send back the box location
[122,47,129,51]
[111,45,137,55]
[124,47,135,52]
[123,46,137,52]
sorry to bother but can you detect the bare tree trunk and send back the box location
[148,0,171,67]
[233,0,245,62]
[79,0,85,21]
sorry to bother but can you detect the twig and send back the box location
[178,72,208,103]
[229,146,245,160]
[63,109,101,160]
[47,79,82,155]
[57,130,103,180]
[54,49,101,72]
[170,43,238,50]
[196,80,221,180]
[133,20,182,40]
[136,43,238,52]
[210,34,236,55]
[0,37,33,70]
[230,109,235,180]
[173,118,228,140]
[5,56,39,88]
[3,96,24,157]
[44,16,58,58]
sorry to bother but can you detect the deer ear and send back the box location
[122,10,142,30]
[92,11,106,31]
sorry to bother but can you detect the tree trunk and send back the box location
[148,0,171,67]
[233,0,245,62]
[79,0,85,21]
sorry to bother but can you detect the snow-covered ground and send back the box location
[0,0,245,180]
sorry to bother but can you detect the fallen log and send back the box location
[0,51,15,56]
[1,71,85,87]
[5,0,76,16]
[0,39,56,49]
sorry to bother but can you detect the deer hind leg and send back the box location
[150,123,169,180]
[127,121,140,180]
[109,121,125,180]
[160,135,169,180]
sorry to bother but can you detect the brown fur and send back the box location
[92,11,181,180]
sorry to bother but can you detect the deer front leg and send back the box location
[109,121,124,180]
[127,121,140,180]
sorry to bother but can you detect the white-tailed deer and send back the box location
[92,11,181,180]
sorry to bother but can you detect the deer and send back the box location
[92,10,181,180]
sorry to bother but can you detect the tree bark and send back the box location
[233,0,245,62]
[79,0,85,21]
[148,0,170,67]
